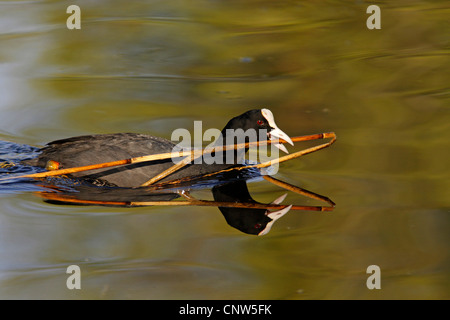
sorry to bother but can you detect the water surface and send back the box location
[0,0,448,299]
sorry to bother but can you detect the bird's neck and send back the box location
[205,129,251,165]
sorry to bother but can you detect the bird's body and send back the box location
[22,133,235,187]
[23,109,293,187]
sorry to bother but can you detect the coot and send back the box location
[23,109,293,187]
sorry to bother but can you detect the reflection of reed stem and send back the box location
[38,192,333,212]
[263,175,335,207]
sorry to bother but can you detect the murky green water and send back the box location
[0,1,448,299]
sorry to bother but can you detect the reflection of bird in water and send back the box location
[213,180,291,236]
[41,183,180,206]
[37,176,293,236]
[22,109,293,187]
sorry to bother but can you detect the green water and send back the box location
[0,1,448,299]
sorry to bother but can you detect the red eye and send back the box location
[257,120,264,126]
[254,223,262,229]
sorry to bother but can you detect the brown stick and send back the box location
[140,152,196,187]
[0,133,335,182]
[139,132,336,186]
[0,151,188,181]
[150,132,336,186]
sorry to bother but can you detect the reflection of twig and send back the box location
[263,175,336,207]
[38,192,334,212]
[0,161,16,169]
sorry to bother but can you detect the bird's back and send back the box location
[23,133,178,187]
[23,133,238,187]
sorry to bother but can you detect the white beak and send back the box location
[268,127,294,154]
[261,108,294,154]
[258,205,292,236]
[258,193,291,236]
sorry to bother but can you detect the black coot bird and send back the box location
[23,109,293,187]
